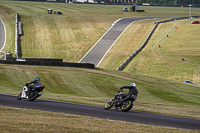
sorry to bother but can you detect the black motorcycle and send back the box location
[17,85,45,101]
[104,91,136,112]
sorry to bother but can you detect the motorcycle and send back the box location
[17,85,45,101]
[104,91,136,112]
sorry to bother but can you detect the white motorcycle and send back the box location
[17,85,45,101]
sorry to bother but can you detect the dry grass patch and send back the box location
[121,20,200,83]
[0,105,199,133]
[99,19,158,69]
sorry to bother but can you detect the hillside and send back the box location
[124,20,200,83]
[0,0,200,62]
[0,1,200,132]
[100,19,200,83]
[0,0,200,118]
[0,64,200,119]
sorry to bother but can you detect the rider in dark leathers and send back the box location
[26,77,41,95]
[120,83,138,101]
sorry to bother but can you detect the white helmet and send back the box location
[131,83,136,87]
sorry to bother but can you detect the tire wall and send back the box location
[0,57,95,69]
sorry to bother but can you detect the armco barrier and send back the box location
[15,13,23,58]
[0,58,95,69]
[117,22,158,70]
[15,13,21,58]
[116,16,199,71]
[24,58,63,63]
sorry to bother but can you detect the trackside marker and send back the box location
[111,19,121,26]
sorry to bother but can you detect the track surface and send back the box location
[0,19,5,51]
[79,17,163,66]
[1,94,200,130]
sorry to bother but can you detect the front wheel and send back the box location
[121,101,133,112]
[104,100,113,110]
[28,91,38,101]
[17,93,22,100]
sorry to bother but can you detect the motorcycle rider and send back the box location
[25,77,42,95]
[120,83,138,101]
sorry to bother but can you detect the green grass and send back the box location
[159,20,200,65]
[119,20,200,83]
[0,64,200,119]
[99,18,200,83]
[0,1,200,132]
[1,0,200,62]
[99,19,158,69]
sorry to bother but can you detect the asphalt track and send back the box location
[79,17,163,67]
[0,94,200,130]
[0,19,5,51]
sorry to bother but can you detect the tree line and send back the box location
[137,0,200,5]
[18,0,200,6]
[97,0,200,6]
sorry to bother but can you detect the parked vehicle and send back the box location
[123,7,128,12]
[104,91,136,112]
[190,21,199,24]
[17,85,45,101]
[184,80,197,85]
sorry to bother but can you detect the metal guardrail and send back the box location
[117,23,158,70]
[15,13,19,58]
[15,13,22,58]
[0,57,95,69]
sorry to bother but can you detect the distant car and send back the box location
[184,80,198,85]
[123,7,128,12]
[54,11,62,14]
[190,21,199,24]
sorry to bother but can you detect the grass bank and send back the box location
[100,18,200,84]
[0,64,199,119]
[0,1,199,83]
[1,105,199,133]
[123,19,200,83]
[0,0,200,62]
[0,1,200,132]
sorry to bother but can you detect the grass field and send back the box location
[0,64,199,119]
[1,105,199,133]
[1,0,199,83]
[0,64,200,132]
[0,0,200,132]
[0,0,200,62]
[100,19,200,83]
[122,20,200,83]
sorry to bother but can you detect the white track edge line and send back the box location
[96,21,136,67]
[0,19,6,51]
[78,18,122,63]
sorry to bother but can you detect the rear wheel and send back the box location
[17,93,22,100]
[104,100,113,110]
[121,101,133,112]
[28,91,38,101]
